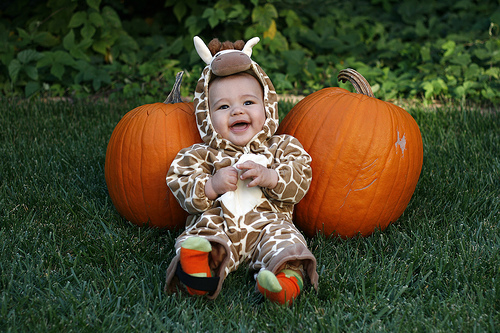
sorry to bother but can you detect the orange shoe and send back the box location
[257,269,303,305]
[179,237,212,295]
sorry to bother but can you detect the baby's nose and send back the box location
[231,106,244,115]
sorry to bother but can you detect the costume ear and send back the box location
[242,37,260,58]
[193,36,213,64]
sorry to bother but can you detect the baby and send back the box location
[164,36,318,305]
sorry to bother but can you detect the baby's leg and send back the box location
[209,242,227,271]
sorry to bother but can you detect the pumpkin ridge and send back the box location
[336,97,383,235]
[284,90,334,235]
[371,107,411,230]
[118,106,142,223]
[314,94,363,236]
[383,112,409,226]
[144,107,161,225]
[363,102,398,233]
[364,102,399,230]
[126,105,150,223]
[139,105,159,225]
[345,99,383,234]
[306,93,344,235]
[386,110,419,224]
[385,112,422,224]
[286,90,324,138]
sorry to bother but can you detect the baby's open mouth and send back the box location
[230,121,250,132]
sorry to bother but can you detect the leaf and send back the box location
[89,12,104,27]
[208,15,219,28]
[79,37,93,50]
[63,30,76,50]
[464,63,480,80]
[16,28,31,40]
[8,59,21,83]
[203,8,225,28]
[54,51,76,66]
[491,8,500,25]
[24,65,38,80]
[442,40,456,57]
[227,4,246,20]
[17,49,44,64]
[422,81,434,99]
[93,77,101,91]
[252,4,277,28]
[415,20,427,37]
[68,11,87,28]
[33,31,59,47]
[267,31,288,55]
[485,67,500,79]
[285,10,301,27]
[168,37,183,55]
[420,45,431,62]
[51,62,65,79]
[37,52,54,67]
[450,53,471,67]
[263,20,277,40]
[69,47,90,61]
[86,0,101,10]
[433,78,448,93]
[282,49,304,76]
[473,48,490,60]
[186,15,205,36]
[92,39,108,55]
[81,23,96,40]
[25,81,40,97]
[173,2,187,22]
[102,6,122,28]
[116,34,139,50]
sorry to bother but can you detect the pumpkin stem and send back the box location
[337,68,374,98]
[164,71,184,104]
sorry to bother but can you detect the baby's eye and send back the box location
[244,101,254,106]
[218,104,229,110]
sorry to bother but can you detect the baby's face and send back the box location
[209,73,265,146]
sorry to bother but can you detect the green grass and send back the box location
[0,98,499,332]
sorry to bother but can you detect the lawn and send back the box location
[0,98,498,332]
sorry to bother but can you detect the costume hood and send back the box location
[192,36,279,154]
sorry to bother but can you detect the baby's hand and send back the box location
[236,161,278,189]
[205,166,238,199]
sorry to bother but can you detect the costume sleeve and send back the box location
[166,146,214,214]
[264,135,312,204]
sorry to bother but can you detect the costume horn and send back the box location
[242,37,260,58]
[193,36,213,64]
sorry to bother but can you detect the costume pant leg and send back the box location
[249,216,319,289]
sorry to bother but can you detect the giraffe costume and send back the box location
[164,36,318,299]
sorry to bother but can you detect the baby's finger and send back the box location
[246,176,260,187]
[239,168,257,180]
[235,161,257,171]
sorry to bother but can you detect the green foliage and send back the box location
[0,0,499,104]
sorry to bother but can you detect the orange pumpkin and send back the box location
[105,72,202,228]
[278,69,423,238]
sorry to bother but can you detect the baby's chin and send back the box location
[228,133,257,146]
